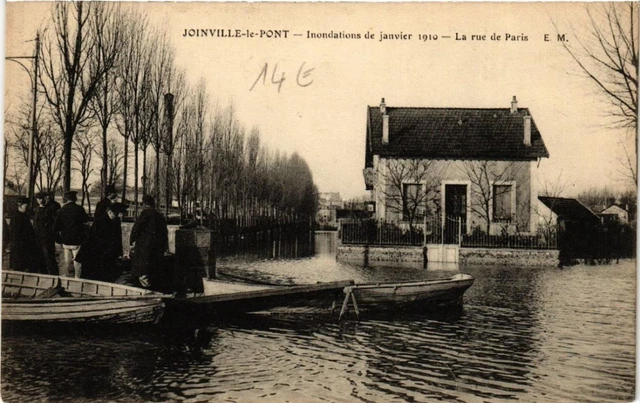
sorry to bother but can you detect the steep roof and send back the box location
[366,104,549,166]
[538,196,600,223]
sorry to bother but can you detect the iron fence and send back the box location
[340,218,453,246]
[340,218,559,250]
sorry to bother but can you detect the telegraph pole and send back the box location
[6,33,40,204]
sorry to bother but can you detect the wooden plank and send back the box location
[186,280,353,305]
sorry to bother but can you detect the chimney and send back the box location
[510,95,518,114]
[523,112,531,146]
[380,97,389,144]
[382,115,389,144]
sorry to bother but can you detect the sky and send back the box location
[3,2,637,200]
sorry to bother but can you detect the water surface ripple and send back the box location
[2,233,635,402]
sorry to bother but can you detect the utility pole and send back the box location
[6,33,40,204]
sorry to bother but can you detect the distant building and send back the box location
[599,204,633,225]
[318,192,343,209]
[316,192,343,228]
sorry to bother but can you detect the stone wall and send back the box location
[337,245,425,265]
[337,244,559,267]
[459,248,559,267]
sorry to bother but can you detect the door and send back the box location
[444,184,467,244]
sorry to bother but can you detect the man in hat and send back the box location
[95,184,118,221]
[77,202,127,282]
[34,191,61,275]
[130,195,169,291]
[53,191,89,278]
[10,196,45,272]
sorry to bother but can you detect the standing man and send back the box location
[95,184,118,220]
[130,195,169,291]
[10,196,45,272]
[54,191,89,278]
[34,191,61,275]
[77,202,127,282]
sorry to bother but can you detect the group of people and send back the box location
[6,185,169,291]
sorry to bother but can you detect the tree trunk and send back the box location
[63,134,73,193]
[165,152,172,216]
[142,146,147,197]
[134,142,139,217]
[122,136,129,203]
[101,82,108,198]
[155,146,160,202]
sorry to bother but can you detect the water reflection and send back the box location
[1,232,635,402]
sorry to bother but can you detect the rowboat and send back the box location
[163,276,354,320]
[2,270,165,324]
[339,273,474,318]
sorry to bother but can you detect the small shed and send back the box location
[538,196,601,264]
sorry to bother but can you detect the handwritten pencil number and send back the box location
[270,64,286,93]
[297,62,314,87]
[250,62,314,92]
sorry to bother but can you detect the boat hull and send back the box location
[165,279,353,319]
[2,271,165,324]
[347,274,474,311]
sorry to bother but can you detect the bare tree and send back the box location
[39,2,119,192]
[89,3,124,196]
[536,171,572,242]
[106,136,125,188]
[115,13,148,212]
[557,3,638,184]
[72,131,98,213]
[3,138,9,191]
[145,28,174,201]
[559,3,637,129]
[377,158,444,233]
[35,121,64,195]
[458,160,523,235]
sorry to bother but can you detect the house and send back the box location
[316,192,343,228]
[363,97,549,238]
[599,204,633,224]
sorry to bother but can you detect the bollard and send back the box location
[174,229,216,293]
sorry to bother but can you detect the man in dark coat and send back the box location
[78,203,126,282]
[130,195,169,291]
[53,191,89,278]
[95,184,118,220]
[34,191,61,275]
[10,196,46,272]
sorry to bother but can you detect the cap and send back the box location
[142,195,155,207]
[64,191,78,201]
[105,184,117,194]
[16,196,29,205]
[35,191,48,199]
[109,202,128,215]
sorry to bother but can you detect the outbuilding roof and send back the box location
[538,196,600,223]
[366,102,549,166]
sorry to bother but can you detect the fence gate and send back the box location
[444,184,466,243]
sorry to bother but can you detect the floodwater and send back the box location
[1,232,636,402]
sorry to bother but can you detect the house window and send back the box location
[493,184,513,222]
[402,183,424,221]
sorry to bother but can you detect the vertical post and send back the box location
[27,33,40,204]
[164,93,174,217]
[423,210,427,246]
